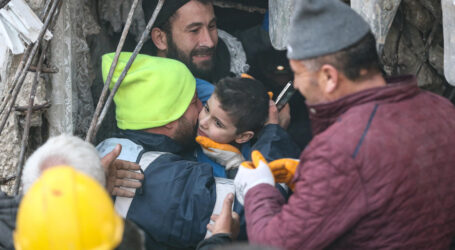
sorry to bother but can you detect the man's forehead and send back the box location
[207,94,235,126]
[171,0,215,28]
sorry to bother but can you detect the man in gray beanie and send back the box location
[233,0,455,249]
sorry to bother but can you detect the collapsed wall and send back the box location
[382,0,447,94]
[0,0,99,194]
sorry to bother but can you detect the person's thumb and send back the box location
[219,193,234,219]
[101,144,122,169]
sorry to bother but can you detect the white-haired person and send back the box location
[21,134,143,196]
[7,134,146,250]
[21,134,105,192]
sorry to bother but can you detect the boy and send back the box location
[196,77,270,178]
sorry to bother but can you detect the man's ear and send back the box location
[151,27,168,51]
[234,131,254,144]
[319,64,339,95]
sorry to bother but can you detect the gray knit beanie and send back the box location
[287,0,371,60]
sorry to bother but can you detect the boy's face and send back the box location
[197,94,239,144]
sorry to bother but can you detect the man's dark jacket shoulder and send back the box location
[97,130,216,250]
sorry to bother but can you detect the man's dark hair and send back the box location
[303,32,381,81]
[144,0,213,34]
[214,77,269,134]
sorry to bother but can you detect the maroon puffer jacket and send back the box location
[245,76,455,249]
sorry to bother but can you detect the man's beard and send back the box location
[166,35,215,80]
[174,117,198,149]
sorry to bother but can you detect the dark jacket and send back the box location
[98,130,216,250]
[196,234,232,250]
[97,124,299,250]
[244,76,455,249]
[0,192,20,250]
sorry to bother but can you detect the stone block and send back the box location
[418,0,442,21]
[397,35,421,75]
[402,0,434,35]
[428,44,444,75]
[416,63,441,87]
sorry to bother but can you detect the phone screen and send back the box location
[275,81,296,111]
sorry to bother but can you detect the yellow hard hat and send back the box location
[14,166,124,250]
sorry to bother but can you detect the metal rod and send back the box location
[85,0,141,142]
[0,0,60,136]
[15,102,51,112]
[28,65,58,73]
[0,175,15,185]
[86,0,165,143]
[13,43,47,195]
[39,0,52,19]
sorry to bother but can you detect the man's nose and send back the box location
[199,28,215,48]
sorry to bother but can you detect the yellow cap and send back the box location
[14,166,124,250]
[102,52,196,130]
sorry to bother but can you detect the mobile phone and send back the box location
[275,81,296,111]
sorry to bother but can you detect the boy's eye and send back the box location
[190,28,199,33]
[214,119,224,128]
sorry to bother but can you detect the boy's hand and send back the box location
[278,103,291,129]
[269,158,299,191]
[266,100,291,129]
[196,136,245,170]
[234,151,275,205]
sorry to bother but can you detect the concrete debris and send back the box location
[268,0,295,50]
[428,44,443,75]
[218,29,249,76]
[0,0,52,54]
[418,0,442,21]
[402,0,433,35]
[351,0,401,54]
[380,0,448,92]
[416,62,442,88]
[15,72,48,128]
[98,0,146,41]
[442,0,455,86]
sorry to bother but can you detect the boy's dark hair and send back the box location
[214,77,269,134]
[303,32,381,81]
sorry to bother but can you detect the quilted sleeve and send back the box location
[244,146,368,249]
